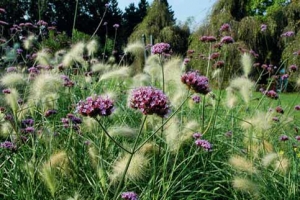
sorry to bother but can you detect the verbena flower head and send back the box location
[129,86,170,118]
[281,31,294,37]
[213,60,225,68]
[195,139,212,151]
[261,24,267,32]
[181,71,210,94]
[281,74,289,80]
[280,135,289,141]
[193,132,202,139]
[220,36,234,44]
[0,141,17,151]
[289,64,298,72]
[76,96,114,117]
[199,35,217,42]
[121,191,139,200]
[192,95,201,103]
[295,105,300,111]
[113,24,119,29]
[276,106,284,114]
[151,42,171,55]
[263,90,278,100]
[220,23,231,32]
[295,136,300,141]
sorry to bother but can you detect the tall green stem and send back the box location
[72,0,79,42]
[113,116,148,200]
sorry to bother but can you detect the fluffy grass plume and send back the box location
[124,41,145,74]
[88,145,99,168]
[91,63,110,73]
[233,177,259,197]
[274,157,289,174]
[36,50,51,66]
[0,122,13,138]
[99,67,131,81]
[225,87,238,109]
[4,88,19,114]
[262,153,278,167]
[164,117,182,152]
[40,151,69,197]
[229,77,254,104]
[86,39,98,56]
[229,155,257,174]
[241,53,253,77]
[1,72,26,88]
[23,35,36,50]
[241,111,272,133]
[109,153,150,184]
[108,126,137,137]
[30,73,63,101]
[130,73,151,88]
[144,55,161,81]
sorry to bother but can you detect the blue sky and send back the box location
[118,0,217,26]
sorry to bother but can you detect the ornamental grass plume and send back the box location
[229,155,257,174]
[232,177,259,197]
[4,88,19,114]
[274,157,289,174]
[40,151,69,197]
[0,72,26,88]
[143,55,161,81]
[86,39,98,56]
[91,63,110,73]
[229,77,254,104]
[262,153,278,167]
[181,70,210,94]
[129,86,170,118]
[130,73,151,88]
[36,50,51,66]
[99,67,131,81]
[108,126,137,137]
[225,87,238,109]
[124,41,145,74]
[23,35,36,50]
[164,117,182,152]
[109,153,150,184]
[241,53,253,77]
[29,73,63,102]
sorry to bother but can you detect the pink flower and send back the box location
[76,96,114,117]
[263,90,278,99]
[289,65,298,72]
[129,86,170,118]
[220,36,234,44]
[195,139,212,151]
[261,24,267,32]
[181,71,210,95]
[281,31,294,37]
[121,191,139,200]
[213,61,225,68]
[151,42,171,55]
[192,95,201,103]
[220,23,231,32]
[113,24,119,29]
[200,36,217,42]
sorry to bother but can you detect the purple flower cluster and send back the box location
[181,71,210,95]
[76,96,114,117]
[121,192,139,200]
[263,90,278,99]
[193,132,203,139]
[276,106,284,114]
[129,86,170,118]
[113,24,119,29]
[213,60,225,68]
[279,135,289,141]
[192,95,201,103]
[220,23,231,32]
[281,31,294,37]
[45,109,58,117]
[220,36,234,44]
[261,24,267,32]
[183,58,190,65]
[21,118,35,134]
[0,141,17,151]
[209,52,220,60]
[195,139,212,151]
[199,36,217,42]
[289,65,298,72]
[2,88,11,94]
[61,75,75,87]
[281,74,289,80]
[151,42,171,55]
[295,105,300,111]
[61,114,82,131]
